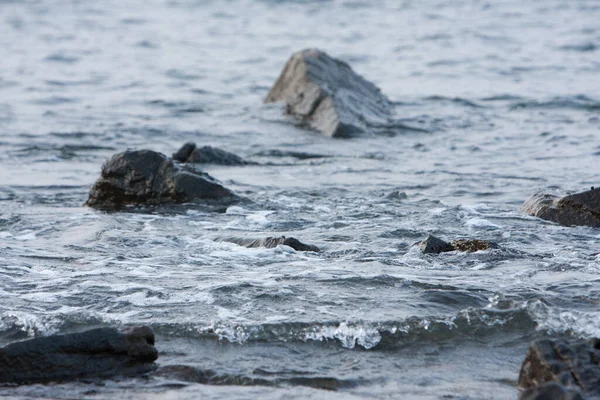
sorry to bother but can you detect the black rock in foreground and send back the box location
[418,235,498,254]
[0,326,157,384]
[173,142,249,165]
[265,49,392,137]
[521,188,600,227]
[86,150,238,211]
[518,338,600,400]
[218,236,320,252]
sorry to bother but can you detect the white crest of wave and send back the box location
[529,300,600,338]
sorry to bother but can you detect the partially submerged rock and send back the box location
[86,149,238,211]
[418,235,498,254]
[0,326,157,384]
[254,149,331,160]
[521,188,600,227]
[418,235,454,254]
[265,49,392,137]
[450,239,499,252]
[173,142,249,165]
[218,236,320,252]
[518,337,600,400]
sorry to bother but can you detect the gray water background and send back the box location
[1,0,600,398]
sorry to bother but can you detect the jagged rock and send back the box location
[520,382,584,400]
[85,149,239,211]
[418,235,498,254]
[418,235,454,254]
[217,236,320,252]
[0,326,157,384]
[521,188,600,227]
[518,338,600,399]
[173,142,249,165]
[265,49,392,137]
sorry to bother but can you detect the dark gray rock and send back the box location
[217,236,320,252]
[518,338,600,399]
[173,142,249,165]
[520,382,585,400]
[85,149,239,211]
[418,236,498,254]
[418,235,454,254]
[521,188,600,227]
[0,326,157,384]
[265,49,392,137]
[254,149,331,160]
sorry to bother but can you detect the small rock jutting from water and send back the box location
[518,337,599,400]
[521,188,600,227]
[265,48,393,138]
[172,142,250,165]
[217,236,320,252]
[418,235,498,254]
[0,326,157,384]
[85,149,239,211]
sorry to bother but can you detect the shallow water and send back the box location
[1,0,600,398]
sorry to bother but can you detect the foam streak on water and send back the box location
[1,0,600,398]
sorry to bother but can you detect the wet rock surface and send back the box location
[520,382,585,400]
[418,235,455,254]
[0,326,157,384]
[265,48,392,137]
[85,149,238,211]
[518,338,600,400]
[217,236,320,252]
[521,188,600,227]
[173,142,250,165]
[418,235,498,254]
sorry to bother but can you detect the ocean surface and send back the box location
[1,0,600,398]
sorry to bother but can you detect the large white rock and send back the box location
[265,49,392,137]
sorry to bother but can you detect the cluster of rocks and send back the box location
[83,48,600,230]
[2,325,598,398]
[75,49,600,396]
